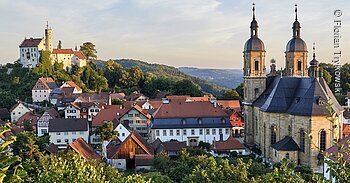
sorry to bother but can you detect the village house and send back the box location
[16,111,40,131]
[32,77,58,102]
[107,130,154,170]
[211,136,248,157]
[151,100,232,146]
[37,108,60,136]
[48,118,89,149]
[10,102,33,122]
[64,102,103,121]
[152,138,187,156]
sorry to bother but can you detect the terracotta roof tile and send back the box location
[92,105,129,127]
[153,101,229,118]
[62,81,82,92]
[52,48,74,54]
[212,136,245,151]
[66,137,101,160]
[17,112,40,128]
[217,100,241,111]
[73,51,86,60]
[33,77,58,90]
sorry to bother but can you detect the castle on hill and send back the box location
[243,4,344,172]
[19,22,87,69]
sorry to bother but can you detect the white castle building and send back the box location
[19,23,86,69]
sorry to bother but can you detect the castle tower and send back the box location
[309,43,320,78]
[45,21,53,52]
[243,3,266,145]
[285,5,308,76]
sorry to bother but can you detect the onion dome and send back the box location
[244,3,265,52]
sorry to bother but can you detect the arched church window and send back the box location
[254,88,259,98]
[320,130,326,151]
[300,128,305,152]
[271,125,276,144]
[297,61,302,71]
[255,60,259,71]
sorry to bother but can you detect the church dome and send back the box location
[286,37,307,52]
[244,37,265,52]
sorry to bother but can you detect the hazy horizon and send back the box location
[1,0,349,69]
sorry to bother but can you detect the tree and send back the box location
[80,42,97,60]
[33,50,52,77]
[57,40,62,49]
[12,132,44,160]
[220,89,241,100]
[94,122,118,158]
[174,79,202,96]
[0,124,25,183]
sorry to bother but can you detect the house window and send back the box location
[135,113,140,117]
[271,126,277,144]
[128,114,133,117]
[64,132,68,135]
[300,129,305,152]
[176,130,180,136]
[191,129,195,135]
[56,132,61,135]
[285,153,290,159]
[122,133,125,136]
[212,129,216,135]
[206,129,210,135]
[198,118,202,124]
[225,128,229,134]
[163,130,167,136]
[41,129,47,134]
[95,109,99,112]
[182,118,186,125]
[129,120,133,124]
[170,130,173,136]
[57,139,61,143]
[79,131,84,135]
[156,130,159,136]
[199,129,203,135]
[183,129,187,135]
[72,132,76,135]
[219,129,223,134]
[320,130,326,151]
[90,109,94,112]
[65,139,69,143]
[136,120,140,123]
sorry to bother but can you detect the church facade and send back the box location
[243,5,344,172]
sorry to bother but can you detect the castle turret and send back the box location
[45,21,53,52]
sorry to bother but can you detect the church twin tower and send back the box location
[243,4,319,144]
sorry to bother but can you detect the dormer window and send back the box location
[182,118,186,125]
[221,117,226,124]
[197,118,202,124]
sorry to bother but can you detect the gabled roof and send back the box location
[61,81,82,92]
[45,143,59,154]
[212,136,245,151]
[17,112,40,127]
[10,102,30,112]
[110,93,125,100]
[52,48,74,54]
[46,108,60,118]
[19,38,43,47]
[65,137,101,160]
[73,51,86,60]
[217,100,241,112]
[153,101,229,118]
[32,77,58,90]
[49,118,88,132]
[324,135,350,162]
[253,77,344,116]
[92,105,128,127]
[78,92,110,104]
[271,136,300,151]
[107,130,154,159]
[162,140,187,152]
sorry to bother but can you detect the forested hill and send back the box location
[179,67,243,89]
[95,59,229,96]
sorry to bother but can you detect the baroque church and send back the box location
[243,4,344,172]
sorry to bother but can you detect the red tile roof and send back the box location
[92,105,128,127]
[52,48,74,54]
[153,101,229,118]
[324,136,350,162]
[110,93,126,100]
[74,51,86,60]
[148,100,162,109]
[32,77,58,90]
[62,81,82,92]
[212,136,245,151]
[66,137,101,160]
[344,124,350,137]
[19,38,43,47]
[17,112,40,128]
[217,100,241,111]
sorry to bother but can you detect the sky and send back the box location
[0,0,349,69]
